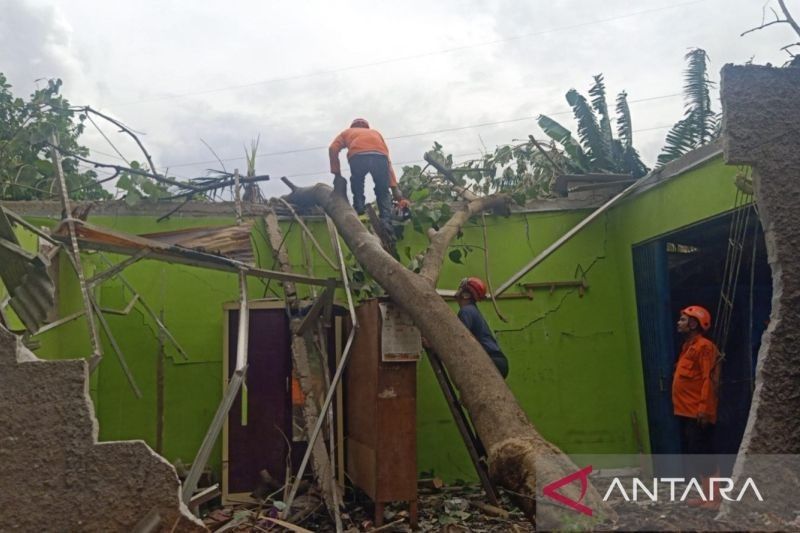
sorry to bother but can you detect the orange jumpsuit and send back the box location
[672,335,720,423]
[328,127,398,187]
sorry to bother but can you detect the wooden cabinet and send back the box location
[345,299,418,527]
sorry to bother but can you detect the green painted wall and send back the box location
[12,154,742,482]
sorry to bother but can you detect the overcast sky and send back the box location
[2,0,796,199]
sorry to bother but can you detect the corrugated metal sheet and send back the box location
[0,207,55,333]
[139,223,255,265]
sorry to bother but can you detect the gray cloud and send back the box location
[3,0,794,200]
[0,0,87,95]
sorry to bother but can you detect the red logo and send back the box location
[542,465,593,516]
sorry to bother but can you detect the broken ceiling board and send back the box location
[139,223,255,265]
[51,219,338,288]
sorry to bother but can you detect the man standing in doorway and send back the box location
[329,118,407,226]
[672,305,721,510]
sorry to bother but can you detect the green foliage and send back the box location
[114,161,170,205]
[657,48,719,166]
[345,253,384,299]
[539,75,649,179]
[536,116,590,172]
[0,73,110,201]
[567,87,609,169]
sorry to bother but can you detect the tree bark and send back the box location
[283,180,614,526]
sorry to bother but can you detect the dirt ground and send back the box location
[200,478,799,532]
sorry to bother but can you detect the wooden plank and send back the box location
[263,211,339,518]
[263,517,314,533]
[50,219,339,288]
[49,136,103,363]
[335,316,345,493]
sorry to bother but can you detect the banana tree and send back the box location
[538,74,649,179]
[657,48,719,166]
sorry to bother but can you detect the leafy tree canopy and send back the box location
[0,73,110,201]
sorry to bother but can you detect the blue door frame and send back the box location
[632,240,682,475]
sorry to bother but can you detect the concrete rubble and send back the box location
[0,324,206,532]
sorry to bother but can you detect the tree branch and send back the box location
[418,194,510,285]
[81,107,162,177]
[58,149,198,191]
[779,0,800,37]
[741,18,790,36]
[741,1,800,37]
[423,151,479,201]
[419,151,511,285]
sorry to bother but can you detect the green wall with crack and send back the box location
[5,154,743,483]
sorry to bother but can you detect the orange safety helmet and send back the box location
[459,277,487,301]
[350,118,370,128]
[682,305,712,331]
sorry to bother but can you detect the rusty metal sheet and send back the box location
[51,219,337,287]
[140,223,254,264]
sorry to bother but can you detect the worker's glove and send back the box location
[392,198,412,221]
[332,173,347,199]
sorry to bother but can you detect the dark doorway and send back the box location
[633,207,771,474]
[225,306,293,500]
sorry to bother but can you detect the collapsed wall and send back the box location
[0,324,206,532]
[720,64,800,522]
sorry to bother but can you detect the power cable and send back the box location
[110,0,706,107]
[159,94,681,170]
[185,123,676,182]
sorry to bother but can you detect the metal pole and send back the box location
[495,177,649,296]
[235,270,249,371]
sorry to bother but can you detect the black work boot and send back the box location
[352,196,366,215]
[375,186,393,222]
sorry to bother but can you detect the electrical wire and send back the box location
[110,0,706,108]
[159,96,680,170]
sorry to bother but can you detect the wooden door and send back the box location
[225,307,292,498]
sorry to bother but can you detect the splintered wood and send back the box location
[263,209,340,520]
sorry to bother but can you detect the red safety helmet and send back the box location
[350,118,370,128]
[682,305,712,331]
[459,277,487,301]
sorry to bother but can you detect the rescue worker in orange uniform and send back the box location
[329,118,408,225]
[672,305,721,510]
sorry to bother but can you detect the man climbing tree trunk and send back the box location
[280,173,615,526]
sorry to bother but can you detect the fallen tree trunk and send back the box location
[283,178,614,526]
